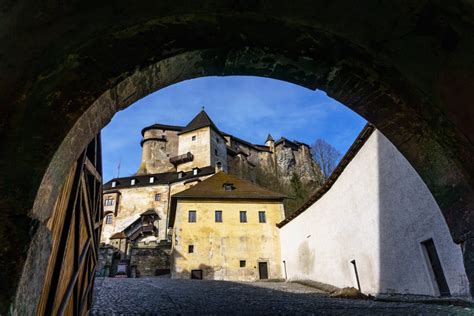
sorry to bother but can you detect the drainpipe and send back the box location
[164,182,172,241]
[283,260,288,280]
[350,259,361,292]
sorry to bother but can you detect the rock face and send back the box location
[227,137,324,215]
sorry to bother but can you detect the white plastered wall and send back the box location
[279,130,469,296]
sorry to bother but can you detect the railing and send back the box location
[169,152,194,165]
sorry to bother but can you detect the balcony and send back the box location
[169,152,194,165]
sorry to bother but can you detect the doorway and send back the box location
[422,239,450,296]
[258,262,268,280]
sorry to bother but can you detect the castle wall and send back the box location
[210,129,228,172]
[279,130,470,296]
[101,184,170,243]
[177,127,211,172]
[171,199,284,281]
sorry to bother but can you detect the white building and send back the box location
[278,125,470,297]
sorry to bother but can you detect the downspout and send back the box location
[165,182,172,241]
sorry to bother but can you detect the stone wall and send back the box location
[279,130,470,296]
[130,242,172,277]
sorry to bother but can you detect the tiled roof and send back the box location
[103,166,215,190]
[172,172,286,200]
[110,232,127,239]
[277,123,375,228]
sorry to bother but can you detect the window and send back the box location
[149,176,155,183]
[192,135,196,141]
[188,210,197,223]
[215,210,223,222]
[131,179,136,185]
[215,149,218,156]
[178,172,184,179]
[240,211,247,223]
[259,211,266,223]
[105,214,113,224]
[216,162,222,171]
[155,193,161,201]
[224,183,233,191]
[104,197,114,206]
[240,260,246,268]
[188,245,194,253]
[193,168,199,176]
[216,137,220,143]
[111,181,116,188]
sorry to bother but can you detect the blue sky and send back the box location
[102,76,367,181]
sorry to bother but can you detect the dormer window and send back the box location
[178,172,184,179]
[193,168,200,176]
[111,181,117,188]
[223,183,234,191]
[131,179,136,186]
[192,135,196,141]
[149,176,155,183]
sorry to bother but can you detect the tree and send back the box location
[311,138,341,179]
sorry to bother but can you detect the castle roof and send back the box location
[172,172,286,200]
[103,166,215,190]
[141,123,184,136]
[266,134,274,142]
[178,110,224,137]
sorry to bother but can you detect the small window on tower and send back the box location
[188,245,194,253]
[155,193,161,201]
[240,260,246,268]
[192,135,196,141]
[215,149,218,156]
[259,211,266,223]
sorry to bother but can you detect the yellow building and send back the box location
[169,172,286,281]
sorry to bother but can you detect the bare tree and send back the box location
[311,139,341,179]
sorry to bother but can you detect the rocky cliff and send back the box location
[228,139,324,216]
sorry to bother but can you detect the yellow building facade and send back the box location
[169,172,285,281]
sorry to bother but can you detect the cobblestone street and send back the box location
[90,277,472,315]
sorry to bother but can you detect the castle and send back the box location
[100,109,317,279]
[99,114,470,297]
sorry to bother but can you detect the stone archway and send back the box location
[1,1,473,313]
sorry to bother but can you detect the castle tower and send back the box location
[265,134,275,152]
[175,110,228,172]
[137,124,181,174]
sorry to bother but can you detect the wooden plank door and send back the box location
[422,239,451,296]
[258,262,268,280]
[37,135,103,315]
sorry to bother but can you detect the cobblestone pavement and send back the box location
[90,277,473,315]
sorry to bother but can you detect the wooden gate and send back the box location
[37,135,103,315]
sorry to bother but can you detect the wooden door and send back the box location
[37,135,103,315]
[258,262,268,280]
[422,239,451,296]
